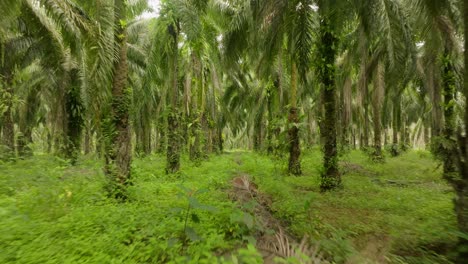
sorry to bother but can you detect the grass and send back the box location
[0,149,458,263]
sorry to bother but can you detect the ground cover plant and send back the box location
[1,0,468,263]
[0,149,459,263]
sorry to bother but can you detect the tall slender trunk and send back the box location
[189,56,201,162]
[429,63,443,138]
[1,85,14,159]
[456,2,468,261]
[288,62,301,175]
[104,0,132,198]
[401,115,409,151]
[64,69,84,165]
[18,85,39,157]
[166,22,181,173]
[319,17,340,190]
[157,114,166,153]
[358,40,369,149]
[54,76,68,155]
[341,75,352,148]
[391,97,400,156]
[363,98,370,148]
[253,112,263,152]
[442,51,457,182]
[143,121,151,155]
[266,84,275,154]
[372,62,384,161]
[84,127,91,155]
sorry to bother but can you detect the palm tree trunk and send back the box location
[288,62,301,175]
[391,98,400,156]
[341,75,352,148]
[372,62,384,161]
[189,58,201,162]
[84,127,91,155]
[157,114,166,153]
[430,63,443,138]
[456,2,468,261]
[253,113,263,152]
[104,0,132,197]
[64,69,84,165]
[442,51,457,182]
[18,85,39,157]
[319,18,340,190]
[166,22,181,173]
[1,85,14,159]
[143,121,151,155]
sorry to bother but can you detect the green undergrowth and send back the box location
[0,153,261,263]
[0,149,458,263]
[237,148,457,263]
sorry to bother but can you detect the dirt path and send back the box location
[228,153,325,263]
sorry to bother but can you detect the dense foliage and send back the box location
[1,0,468,263]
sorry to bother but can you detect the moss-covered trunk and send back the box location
[319,17,340,190]
[287,62,301,175]
[104,0,132,197]
[166,22,181,173]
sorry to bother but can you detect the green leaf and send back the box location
[119,19,127,28]
[185,226,201,241]
[191,213,200,223]
[167,237,179,248]
[242,213,254,229]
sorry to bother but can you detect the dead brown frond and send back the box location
[258,229,328,264]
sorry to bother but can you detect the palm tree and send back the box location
[457,1,468,261]
[316,1,340,189]
[249,0,316,175]
[103,0,133,195]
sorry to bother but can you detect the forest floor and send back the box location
[0,149,458,263]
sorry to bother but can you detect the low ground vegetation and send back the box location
[0,149,457,263]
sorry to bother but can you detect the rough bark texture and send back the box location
[287,63,301,175]
[319,18,340,190]
[104,0,132,198]
[166,22,181,173]
[372,62,384,161]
